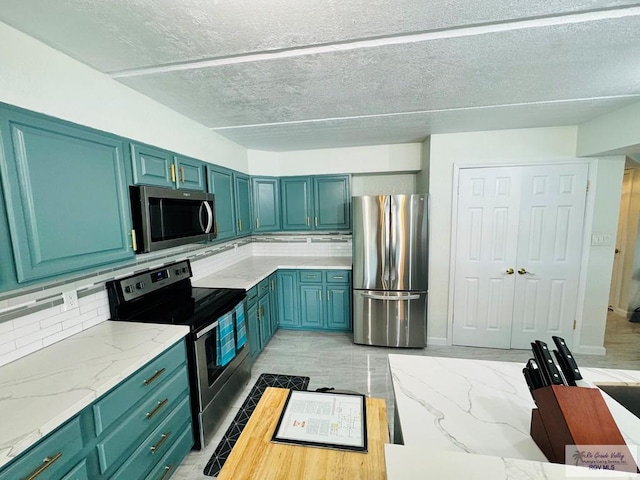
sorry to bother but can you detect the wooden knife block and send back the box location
[530,385,637,469]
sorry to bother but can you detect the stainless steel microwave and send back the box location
[130,185,215,253]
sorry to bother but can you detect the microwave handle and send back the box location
[203,201,214,233]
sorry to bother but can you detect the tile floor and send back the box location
[172,311,640,479]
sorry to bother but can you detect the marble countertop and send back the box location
[387,355,640,479]
[0,321,189,469]
[193,255,352,290]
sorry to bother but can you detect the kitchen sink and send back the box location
[596,383,640,420]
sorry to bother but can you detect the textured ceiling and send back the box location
[1,1,640,151]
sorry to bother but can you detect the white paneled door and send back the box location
[452,164,589,349]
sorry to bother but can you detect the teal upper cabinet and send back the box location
[131,144,205,191]
[251,177,280,233]
[0,107,134,283]
[281,175,351,231]
[313,175,351,230]
[280,176,313,231]
[234,173,252,237]
[130,143,174,188]
[208,166,236,241]
[174,155,206,191]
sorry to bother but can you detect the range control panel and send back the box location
[116,259,192,302]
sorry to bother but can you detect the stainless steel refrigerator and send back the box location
[352,194,428,347]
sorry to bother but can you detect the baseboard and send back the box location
[611,307,627,317]
[574,345,607,356]
[427,336,448,346]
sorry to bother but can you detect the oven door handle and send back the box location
[195,320,219,339]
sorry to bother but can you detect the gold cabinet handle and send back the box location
[238,219,242,231]
[131,229,138,251]
[327,290,329,301]
[143,368,166,386]
[256,218,260,229]
[170,164,176,183]
[332,275,344,279]
[315,216,318,227]
[306,216,310,226]
[150,432,171,454]
[505,268,514,275]
[159,465,175,480]
[146,398,169,419]
[23,452,62,480]
[518,268,535,275]
[318,291,321,301]
[179,166,185,183]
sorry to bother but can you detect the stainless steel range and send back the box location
[106,259,250,450]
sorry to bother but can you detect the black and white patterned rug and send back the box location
[203,373,310,477]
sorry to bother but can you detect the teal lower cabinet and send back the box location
[276,269,352,331]
[246,274,278,360]
[276,270,299,328]
[0,340,193,480]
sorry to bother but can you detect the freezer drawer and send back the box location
[353,290,427,347]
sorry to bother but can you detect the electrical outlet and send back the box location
[62,290,78,311]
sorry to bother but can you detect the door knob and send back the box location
[518,268,534,275]
[505,268,514,275]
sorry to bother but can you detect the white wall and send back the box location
[0,22,247,171]
[577,101,640,157]
[247,143,422,176]
[424,126,623,351]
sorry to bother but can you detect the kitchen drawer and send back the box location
[110,396,192,480]
[0,416,83,480]
[61,460,89,480]
[144,424,194,480]
[93,340,186,436]
[96,366,190,474]
[246,285,258,306]
[298,270,322,283]
[325,270,351,284]
[257,277,271,297]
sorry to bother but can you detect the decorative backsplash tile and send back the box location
[0,234,352,367]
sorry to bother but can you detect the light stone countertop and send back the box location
[193,255,352,290]
[0,321,189,469]
[387,355,640,479]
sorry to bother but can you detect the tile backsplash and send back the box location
[0,234,351,367]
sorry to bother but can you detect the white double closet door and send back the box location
[452,163,589,349]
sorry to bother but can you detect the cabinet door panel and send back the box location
[247,301,260,360]
[277,271,299,328]
[175,156,206,191]
[258,295,271,347]
[208,167,236,241]
[0,112,134,282]
[252,177,280,232]
[326,285,351,330]
[234,173,252,236]
[313,176,351,230]
[131,143,174,188]
[299,285,323,328]
[280,177,312,231]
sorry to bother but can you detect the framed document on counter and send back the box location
[271,390,368,452]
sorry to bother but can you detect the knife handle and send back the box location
[532,341,565,386]
[552,350,574,386]
[522,368,537,401]
[526,358,545,390]
[552,336,583,381]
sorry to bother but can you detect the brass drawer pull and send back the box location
[150,432,171,454]
[23,452,62,480]
[146,398,169,419]
[170,164,176,183]
[332,275,344,279]
[143,368,166,386]
[159,465,174,480]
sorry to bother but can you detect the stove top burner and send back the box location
[106,260,246,333]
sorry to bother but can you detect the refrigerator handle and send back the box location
[382,195,390,289]
[359,292,421,301]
